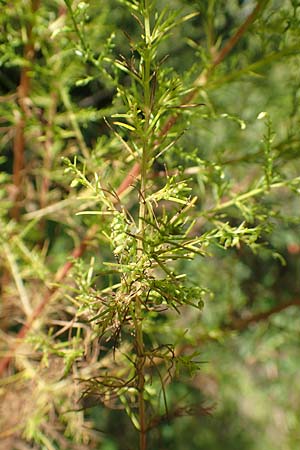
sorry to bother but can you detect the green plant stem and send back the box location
[134,4,153,449]
[64,0,89,54]
[205,179,291,214]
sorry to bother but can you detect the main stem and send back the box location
[135,3,152,449]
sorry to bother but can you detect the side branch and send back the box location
[211,0,269,68]
[227,298,300,331]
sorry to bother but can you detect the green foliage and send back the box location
[1,1,300,449]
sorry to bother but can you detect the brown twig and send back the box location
[211,0,268,68]
[0,1,269,375]
[174,298,300,360]
[12,0,40,220]
[226,298,300,331]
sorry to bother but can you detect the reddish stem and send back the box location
[227,299,300,331]
[12,0,40,220]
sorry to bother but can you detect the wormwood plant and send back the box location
[1,0,300,449]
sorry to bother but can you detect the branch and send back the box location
[211,0,269,68]
[174,298,300,359]
[226,298,300,332]
[12,0,40,220]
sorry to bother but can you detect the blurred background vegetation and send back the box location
[1,0,300,449]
